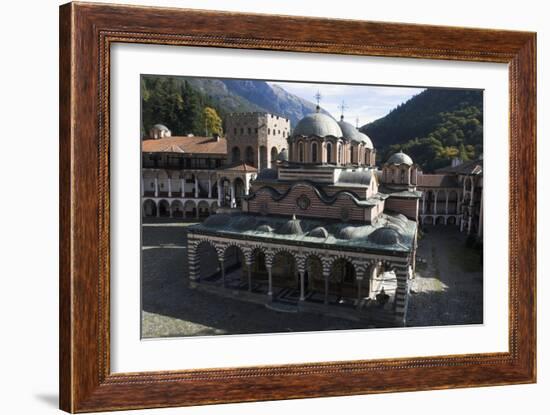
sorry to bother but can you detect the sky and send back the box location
[268,81,425,127]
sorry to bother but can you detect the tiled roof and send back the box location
[221,162,258,172]
[436,159,483,175]
[142,136,227,155]
[417,174,459,188]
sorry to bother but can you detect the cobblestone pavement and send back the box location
[141,222,483,338]
[407,226,483,327]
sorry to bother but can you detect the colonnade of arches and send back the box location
[142,199,218,219]
[420,189,460,215]
[142,171,219,200]
[189,238,410,307]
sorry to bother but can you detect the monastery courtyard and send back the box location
[141,220,483,338]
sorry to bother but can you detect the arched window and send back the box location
[271,147,278,165]
[337,144,342,164]
[245,146,255,166]
[401,169,406,183]
[311,142,318,163]
[350,146,354,164]
[231,146,240,163]
[365,149,370,165]
[326,142,332,163]
[299,142,304,162]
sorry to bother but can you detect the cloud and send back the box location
[269,81,424,126]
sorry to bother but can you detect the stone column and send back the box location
[194,176,199,198]
[245,259,253,292]
[217,181,222,205]
[141,177,144,196]
[230,181,236,208]
[299,271,305,301]
[180,178,185,199]
[422,194,426,214]
[393,265,409,326]
[187,242,200,282]
[323,269,330,305]
[154,177,158,197]
[357,276,363,304]
[433,190,438,214]
[219,259,225,287]
[208,177,212,198]
[368,266,377,299]
[445,190,449,214]
[167,177,172,197]
[267,266,273,299]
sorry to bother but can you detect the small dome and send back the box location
[152,124,170,131]
[338,226,361,240]
[337,119,362,142]
[338,170,373,186]
[357,131,374,149]
[231,216,257,231]
[203,214,231,228]
[256,224,274,233]
[338,225,370,240]
[277,215,304,235]
[276,148,289,162]
[293,113,343,138]
[369,227,402,245]
[386,151,413,166]
[308,226,329,238]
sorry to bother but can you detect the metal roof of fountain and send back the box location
[190,212,417,254]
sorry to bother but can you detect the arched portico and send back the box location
[142,199,157,217]
[171,200,184,218]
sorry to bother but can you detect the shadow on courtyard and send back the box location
[141,226,366,337]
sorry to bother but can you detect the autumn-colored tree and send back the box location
[203,107,223,136]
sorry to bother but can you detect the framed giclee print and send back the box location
[59,2,537,413]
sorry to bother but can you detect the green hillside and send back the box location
[140,75,324,138]
[361,88,483,172]
[140,76,257,138]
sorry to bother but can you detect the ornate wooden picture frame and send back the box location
[59,2,536,412]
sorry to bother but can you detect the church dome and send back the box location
[293,113,343,138]
[337,119,362,142]
[369,227,402,245]
[308,226,329,238]
[357,131,374,149]
[386,151,413,166]
[276,215,304,235]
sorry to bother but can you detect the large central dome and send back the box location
[337,119,362,142]
[293,113,343,138]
